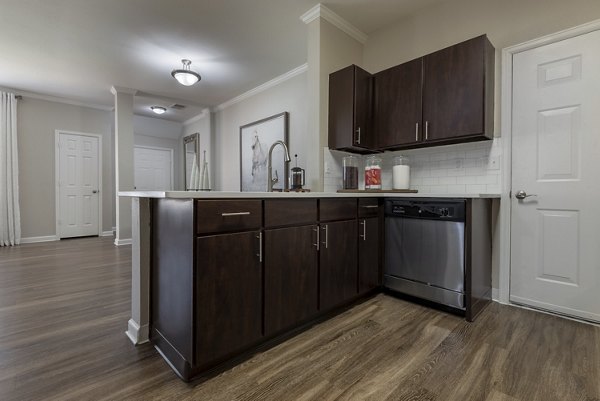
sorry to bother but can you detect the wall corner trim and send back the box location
[110,86,138,96]
[20,235,59,244]
[183,108,211,126]
[300,3,368,44]
[125,319,149,345]
[114,238,133,246]
[213,63,308,112]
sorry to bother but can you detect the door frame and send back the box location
[133,145,174,190]
[499,19,600,304]
[54,130,103,239]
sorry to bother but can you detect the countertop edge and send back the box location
[118,191,501,199]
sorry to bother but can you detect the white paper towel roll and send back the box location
[392,165,410,189]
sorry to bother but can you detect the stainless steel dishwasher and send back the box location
[384,198,466,310]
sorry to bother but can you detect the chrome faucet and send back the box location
[267,140,291,192]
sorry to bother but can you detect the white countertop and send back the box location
[118,190,500,199]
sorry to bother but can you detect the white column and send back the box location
[111,86,136,245]
[126,197,151,344]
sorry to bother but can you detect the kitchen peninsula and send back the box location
[121,190,498,381]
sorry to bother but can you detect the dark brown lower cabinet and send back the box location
[319,220,358,311]
[264,225,319,337]
[358,217,380,294]
[195,231,263,369]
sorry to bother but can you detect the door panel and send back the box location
[264,225,318,336]
[134,147,172,190]
[58,133,99,238]
[510,29,600,322]
[358,217,380,294]
[319,220,358,311]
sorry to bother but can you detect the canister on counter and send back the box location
[392,156,410,189]
[342,155,359,190]
[364,155,382,190]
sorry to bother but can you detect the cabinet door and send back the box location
[358,217,380,294]
[328,65,374,152]
[319,220,358,311]
[265,225,318,336]
[195,231,262,368]
[422,35,491,142]
[375,58,423,149]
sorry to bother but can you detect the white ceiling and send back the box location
[0,0,446,122]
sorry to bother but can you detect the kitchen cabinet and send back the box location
[319,220,359,311]
[264,197,319,337]
[264,225,318,336]
[422,35,494,144]
[374,58,423,149]
[358,199,381,294]
[331,35,494,152]
[328,65,375,153]
[195,231,263,368]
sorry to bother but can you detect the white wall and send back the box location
[213,72,307,191]
[133,115,183,190]
[17,97,113,238]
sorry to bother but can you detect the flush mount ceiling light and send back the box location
[151,106,167,115]
[171,59,201,86]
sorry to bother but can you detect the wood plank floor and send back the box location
[1,237,599,401]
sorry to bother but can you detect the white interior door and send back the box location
[510,29,600,322]
[58,133,100,238]
[134,147,172,190]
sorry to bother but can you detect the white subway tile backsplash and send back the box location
[323,138,502,195]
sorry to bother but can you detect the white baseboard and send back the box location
[20,235,59,244]
[126,319,149,345]
[114,238,132,246]
[100,230,114,237]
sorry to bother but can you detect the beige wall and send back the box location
[213,72,308,191]
[364,0,600,73]
[17,97,113,238]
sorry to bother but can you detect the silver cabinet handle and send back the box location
[425,121,429,140]
[355,127,361,145]
[313,226,320,251]
[361,205,378,209]
[359,219,366,241]
[221,212,250,217]
[256,232,263,262]
[515,190,537,200]
[321,225,328,249]
[415,122,419,141]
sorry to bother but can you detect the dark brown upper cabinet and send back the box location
[422,35,495,144]
[328,65,375,153]
[374,58,423,149]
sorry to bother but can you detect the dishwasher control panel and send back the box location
[386,199,466,221]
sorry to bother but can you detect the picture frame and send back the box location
[239,112,289,192]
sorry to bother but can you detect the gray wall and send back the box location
[214,71,307,191]
[17,97,114,238]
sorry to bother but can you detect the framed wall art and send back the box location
[239,112,289,192]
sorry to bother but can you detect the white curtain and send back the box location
[0,91,21,246]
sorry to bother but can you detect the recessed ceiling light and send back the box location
[171,59,201,86]
[151,106,167,115]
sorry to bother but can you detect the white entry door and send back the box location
[510,29,600,322]
[134,147,172,190]
[57,133,100,238]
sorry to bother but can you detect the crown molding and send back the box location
[214,63,308,112]
[110,86,138,96]
[0,85,113,111]
[183,108,211,126]
[300,4,368,44]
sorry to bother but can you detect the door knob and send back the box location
[92,190,99,194]
[515,190,536,200]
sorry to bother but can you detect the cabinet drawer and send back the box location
[196,200,262,234]
[358,198,380,218]
[264,199,317,228]
[319,198,357,222]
